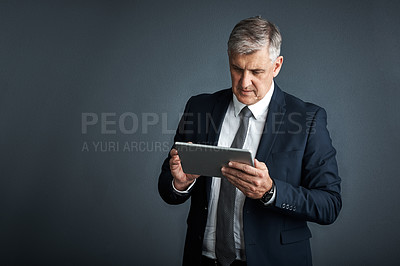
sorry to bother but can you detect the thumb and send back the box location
[254,158,267,170]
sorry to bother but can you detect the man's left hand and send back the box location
[221,159,273,199]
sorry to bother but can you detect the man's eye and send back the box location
[253,71,262,75]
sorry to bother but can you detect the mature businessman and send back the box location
[158,16,341,266]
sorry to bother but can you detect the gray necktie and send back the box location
[216,106,253,265]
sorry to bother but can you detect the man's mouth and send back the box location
[239,88,257,97]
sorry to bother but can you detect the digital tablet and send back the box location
[174,142,254,177]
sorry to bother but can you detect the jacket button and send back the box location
[282,203,286,208]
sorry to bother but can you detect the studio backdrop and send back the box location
[1,0,399,265]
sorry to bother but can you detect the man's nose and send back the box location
[240,71,252,89]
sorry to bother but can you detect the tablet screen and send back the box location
[174,142,254,177]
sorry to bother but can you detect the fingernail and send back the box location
[228,162,232,166]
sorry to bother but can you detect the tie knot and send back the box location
[240,106,253,118]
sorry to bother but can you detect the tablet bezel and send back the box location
[174,142,254,177]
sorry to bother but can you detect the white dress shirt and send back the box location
[172,82,275,261]
[202,82,275,260]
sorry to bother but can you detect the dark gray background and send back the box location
[1,0,399,265]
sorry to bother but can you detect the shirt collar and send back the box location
[233,81,275,120]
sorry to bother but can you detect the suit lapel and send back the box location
[206,90,232,146]
[255,83,286,163]
[205,89,232,202]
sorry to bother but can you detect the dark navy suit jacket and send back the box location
[158,84,341,266]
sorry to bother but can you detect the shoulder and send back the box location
[189,88,231,103]
[185,88,231,111]
[281,89,325,117]
[278,89,329,133]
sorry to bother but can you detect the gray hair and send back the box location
[228,16,282,62]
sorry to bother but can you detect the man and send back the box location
[158,16,341,266]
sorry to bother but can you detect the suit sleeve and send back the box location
[272,107,342,225]
[158,97,196,205]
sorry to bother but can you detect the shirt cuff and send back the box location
[172,179,196,194]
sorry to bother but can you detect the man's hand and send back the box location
[169,148,200,191]
[221,159,273,199]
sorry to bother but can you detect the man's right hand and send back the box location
[169,148,200,191]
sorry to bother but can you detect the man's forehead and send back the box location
[229,48,270,68]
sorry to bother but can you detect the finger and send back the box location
[222,166,253,184]
[228,161,258,176]
[169,149,178,157]
[221,171,238,186]
[169,154,181,165]
[170,158,184,178]
[170,157,181,166]
[223,169,267,198]
[222,171,253,195]
[170,160,180,170]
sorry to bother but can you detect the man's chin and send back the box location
[236,95,258,105]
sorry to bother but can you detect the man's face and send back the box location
[229,46,283,105]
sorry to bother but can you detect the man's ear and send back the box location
[272,56,283,77]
